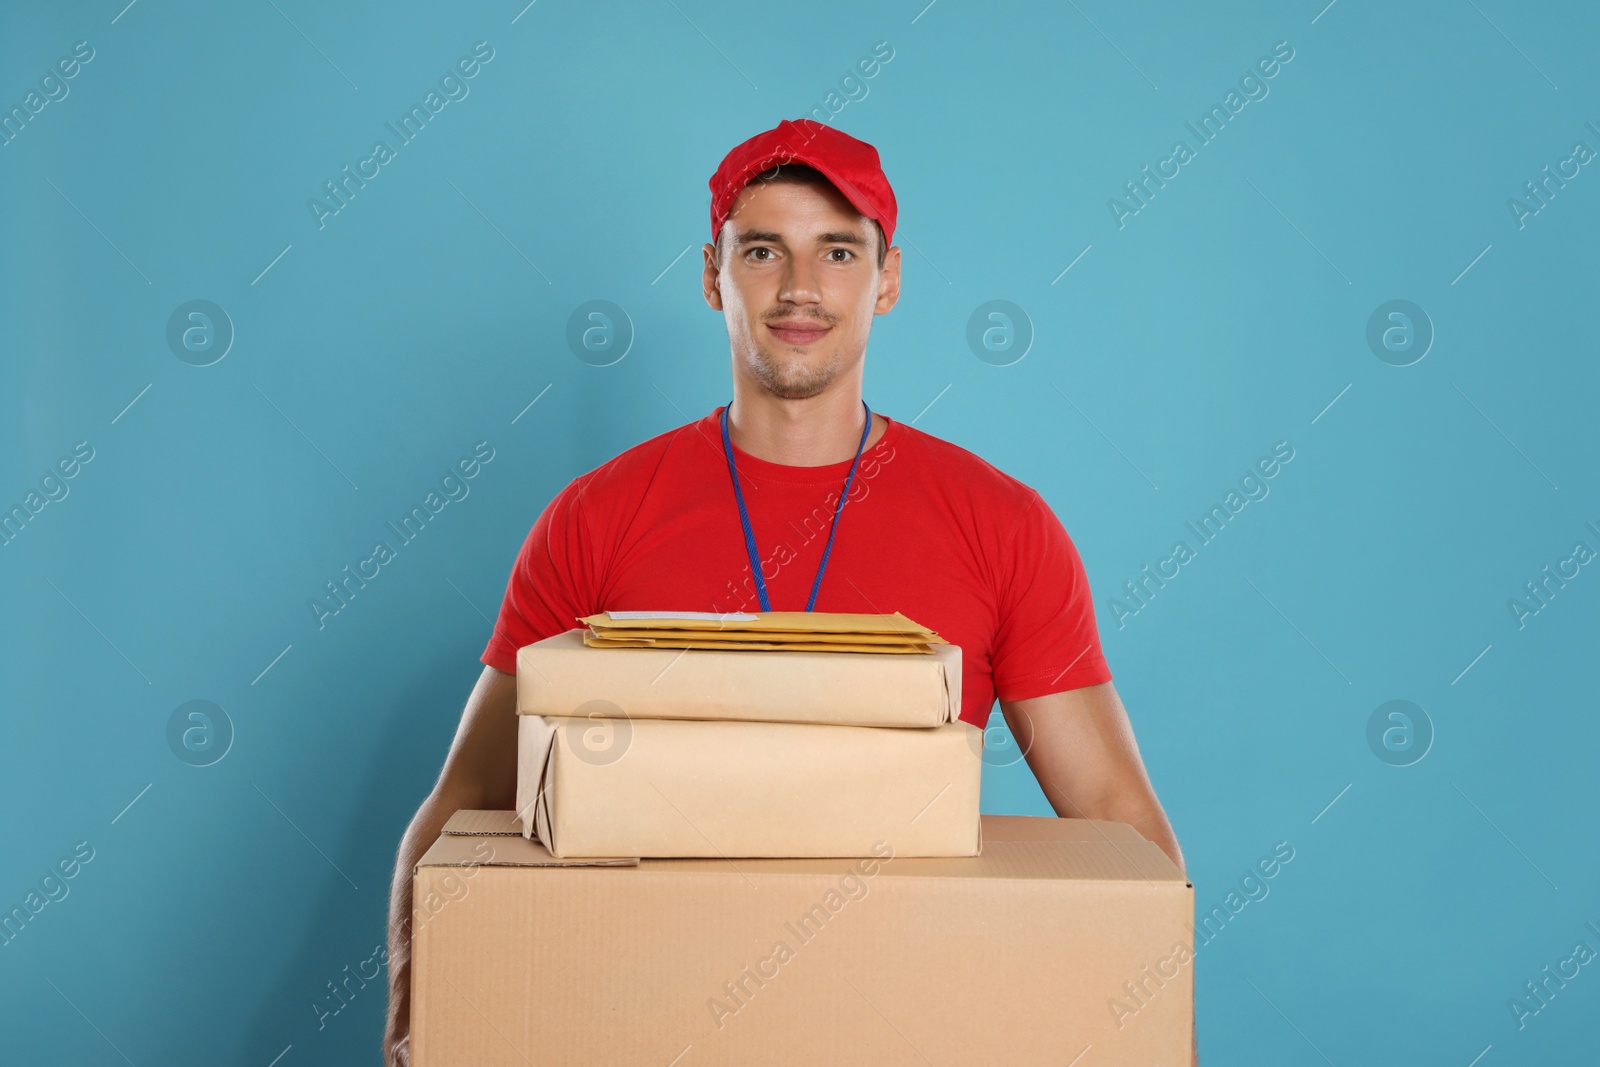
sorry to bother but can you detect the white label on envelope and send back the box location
[604,610,759,621]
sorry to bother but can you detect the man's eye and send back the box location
[829,248,854,262]
[748,247,774,261]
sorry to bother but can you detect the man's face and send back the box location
[703,178,901,401]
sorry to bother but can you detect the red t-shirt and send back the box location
[481,405,1111,730]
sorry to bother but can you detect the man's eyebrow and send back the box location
[733,229,867,247]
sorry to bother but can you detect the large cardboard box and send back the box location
[411,811,1194,1066]
[515,714,982,858]
[518,628,962,727]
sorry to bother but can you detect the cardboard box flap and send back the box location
[433,812,1182,884]
[417,828,638,870]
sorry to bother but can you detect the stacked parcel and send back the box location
[513,610,982,859]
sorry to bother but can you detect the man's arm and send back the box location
[999,680,1183,873]
[383,665,520,1066]
[1000,680,1196,1065]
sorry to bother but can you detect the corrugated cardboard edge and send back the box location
[440,809,521,836]
[418,818,638,869]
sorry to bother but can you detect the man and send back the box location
[384,118,1188,1064]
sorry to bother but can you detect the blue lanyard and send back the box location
[720,399,873,612]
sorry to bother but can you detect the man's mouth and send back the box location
[766,321,832,346]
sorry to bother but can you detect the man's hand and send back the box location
[998,681,1195,1064]
[383,665,519,1066]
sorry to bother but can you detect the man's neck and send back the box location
[726,385,885,466]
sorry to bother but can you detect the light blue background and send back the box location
[3,1,1597,1063]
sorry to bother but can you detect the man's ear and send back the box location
[873,245,902,315]
[701,242,723,311]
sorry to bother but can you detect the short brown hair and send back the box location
[715,163,888,268]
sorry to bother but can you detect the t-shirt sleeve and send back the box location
[480,476,599,675]
[989,488,1112,701]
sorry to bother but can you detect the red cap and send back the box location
[709,118,897,248]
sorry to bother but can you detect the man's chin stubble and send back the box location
[746,347,838,400]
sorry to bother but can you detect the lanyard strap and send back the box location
[720,399,873,612]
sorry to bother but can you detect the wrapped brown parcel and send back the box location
[513,610,980,860]
[516,627,962,727]
[513,712,982,859]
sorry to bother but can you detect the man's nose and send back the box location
[778,256,823,306]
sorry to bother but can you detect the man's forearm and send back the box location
[1116,801,1185,879]
[385,789,469,1064]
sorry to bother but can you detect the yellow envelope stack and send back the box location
[513,610,983,859]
